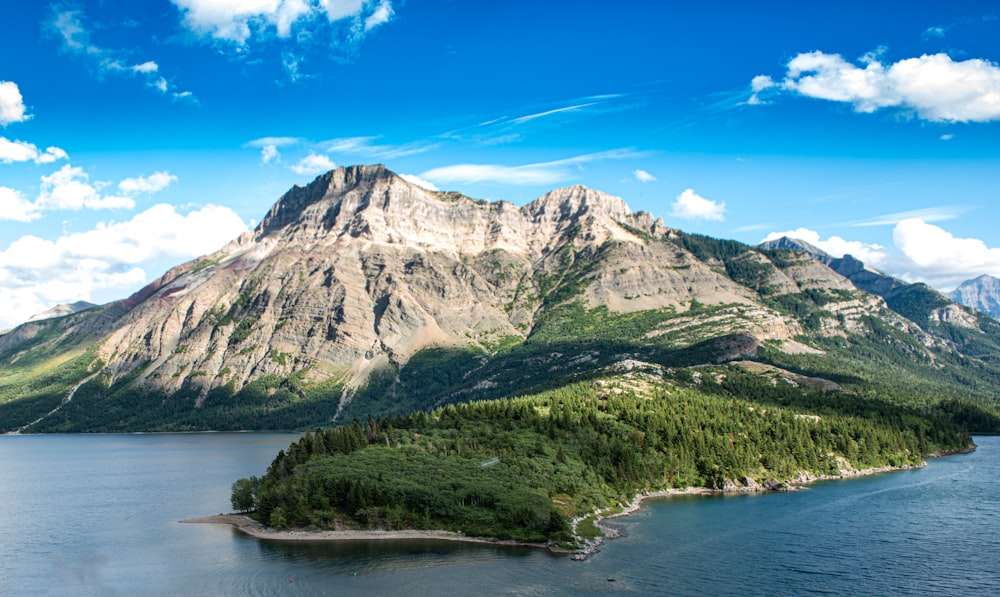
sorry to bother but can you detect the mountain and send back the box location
[2,167,999,433]
[26,301,98,323]
[949,275,1000,320]
[758,237,1000,360]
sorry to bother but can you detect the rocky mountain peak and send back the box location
[949,274,1000,319]
[758,236,831,261]
[257,164,393,234]
[525,184,632,223]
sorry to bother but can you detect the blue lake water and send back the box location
[0,433,996,596]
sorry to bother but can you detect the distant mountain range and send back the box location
[2,165,999,433]
[948,275,1000,320]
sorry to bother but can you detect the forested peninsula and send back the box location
[230,364,972,550]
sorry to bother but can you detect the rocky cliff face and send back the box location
[949,275,1000,320]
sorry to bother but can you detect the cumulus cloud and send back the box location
[38,165,133,211]
[891,218,1000,286]
[760,228,888,265]
[0,138,69,165]
[633,169,656,183]
[5,165,177,219]
[171,0,394,45]
[0,81,30,126]
[761,219,1000,289]
[751,51,1000,122]
[50,7,193,99]
[421,149,640,186]
[0,187,40,222]
[670,189,725,221]
[0,203,248,329]
[291,152,336,175]
[399,174,439,191]
[118,171,177,194]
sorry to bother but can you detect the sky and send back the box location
[1,1,999,329]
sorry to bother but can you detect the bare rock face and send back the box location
[87,165,772,401]
[948,274,1000,320]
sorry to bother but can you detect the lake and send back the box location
[0,433,996,596]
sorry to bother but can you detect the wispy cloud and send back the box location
[444,94,633,145]
[509,102,600,125]
[750,50,1000,122]
[320,136,436,159]
[170,0,396,77]
[246,136,304,164]
[633,169,656,183]
[845,206,967,227]
[49,5,194,100]
[420,149,641,186]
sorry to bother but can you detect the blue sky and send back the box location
[1,1,999,328]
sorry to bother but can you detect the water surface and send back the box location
[1,433,996,596]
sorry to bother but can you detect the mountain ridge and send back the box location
[2,167,999,433]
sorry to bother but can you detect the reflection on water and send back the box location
[1,433,997,596]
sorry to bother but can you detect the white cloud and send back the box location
[0,187,40,222]
[753,51,1000,122]
[320,135,435,159]
[37,165,106,211]
[760,228,888,265]
[50,8,189,99]
[0,81,30,126]
[847,206,963,227]
[421,149,640,186]
[131,61,159,74]
[10,165,177,216]
[118,171,177,194]
[891,219,1000,286]
[399,174,439,191]
[171,0,393,45]
[364,0,393,31]
[247,136,303,147]
[0,137,69,165]
[0,203,248,329]
[290,152,336,175]
[940,133,954,141]
[633,169,656,183]
[923,25,947,39]
[245,137,302,163]
[760,220,1000,289]
[670,189,725,221]
[261,144,280,163]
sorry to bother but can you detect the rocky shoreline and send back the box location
[571,446,977,560]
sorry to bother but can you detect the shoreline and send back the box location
[183,444,977,559]
[180,514,547,550]
[575,443,977,559]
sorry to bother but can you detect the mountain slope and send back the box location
[949,274,1000,320]
[1,168,999,432]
